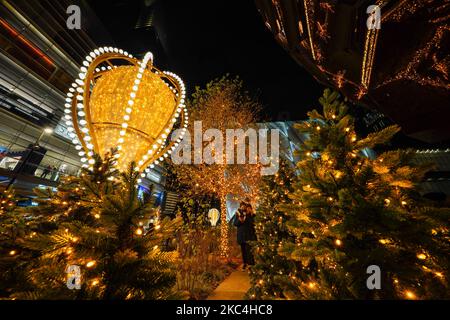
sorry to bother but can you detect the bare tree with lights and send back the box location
[172,76,262,258]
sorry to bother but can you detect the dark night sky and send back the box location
[87,0,324,122]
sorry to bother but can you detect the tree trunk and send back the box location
[220,194,229,259]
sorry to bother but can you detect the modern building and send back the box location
[412,149,450,199]
[87,0,169,67]
[255,0,450,144]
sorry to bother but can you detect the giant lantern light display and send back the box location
[64,47,187,175]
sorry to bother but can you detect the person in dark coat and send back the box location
[40,165,51,178]
[234,200,256,269]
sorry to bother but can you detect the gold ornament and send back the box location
[65,48,188,172]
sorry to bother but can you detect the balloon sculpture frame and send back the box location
[64,47,188,174]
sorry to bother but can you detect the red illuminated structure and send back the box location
[0,18,55,77]
[255,0,450,143]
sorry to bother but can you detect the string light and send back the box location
[377,26,448,91]
[404,290,416,300]
[361,28,379,88]
[302,0,316,60]
[334,70,345,88]
[86,260,96,268]
[416,253,426,260]
[91,279,99,286]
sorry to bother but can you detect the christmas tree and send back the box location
[248,160,300,299]
[6,151,181,300]
[0,189,40,297]
[278,89,450,299]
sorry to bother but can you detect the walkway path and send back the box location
[207,269,251,300]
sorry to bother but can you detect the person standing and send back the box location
[244,201,256,265]
[40,165,51,178]
[234,200,256,270]
[50,165,58,181]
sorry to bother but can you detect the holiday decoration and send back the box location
[0,189,36,298]
[277,89,450,299]
[207,208,220,227]
[248,160,300,300]
[172,76,261,258]
[255,0,450,143]
[64,47,188,173]
[2,152,181,299]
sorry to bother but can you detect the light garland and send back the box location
[361,28,379,88]
[64,47,188,174]
[415,148,450,154]
[303,0,316,61]
[376,4,449,90]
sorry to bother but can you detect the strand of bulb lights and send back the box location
[134,71,189,173]
[64,47,133,170]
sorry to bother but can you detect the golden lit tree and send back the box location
[171,76,261,258]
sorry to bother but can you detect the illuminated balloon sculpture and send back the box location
[208,208,220,227]
[64,47,188,175]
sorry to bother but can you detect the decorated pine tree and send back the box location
[279,89,450,299]
[8,151,180,300]
[248,160,300,299]
[0,189,40,297]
